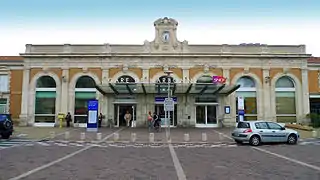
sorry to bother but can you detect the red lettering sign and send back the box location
[212,76,227,84]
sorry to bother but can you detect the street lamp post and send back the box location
[164,70,173,142]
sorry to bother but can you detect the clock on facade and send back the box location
[162,31,170,42]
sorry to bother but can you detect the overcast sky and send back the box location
[0,0,319,56]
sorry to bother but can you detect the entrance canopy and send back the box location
[95,82,240,96]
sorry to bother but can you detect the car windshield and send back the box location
[237,122,250,128]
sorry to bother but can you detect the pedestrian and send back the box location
[65,112,72,128]
[98,113,103,128]
[153,112,160,129]
[124,111,132,127]
[147,111,153,131]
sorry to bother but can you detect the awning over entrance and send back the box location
[95,83,240,96]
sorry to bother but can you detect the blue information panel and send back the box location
[238,110,245,122]
[87,99,98,132]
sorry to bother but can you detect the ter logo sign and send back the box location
[212,76,227,84]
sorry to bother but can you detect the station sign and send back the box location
[212,76,227,84]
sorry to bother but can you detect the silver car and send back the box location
[231,121,300,146]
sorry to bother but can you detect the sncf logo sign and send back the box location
[212,76,227,84]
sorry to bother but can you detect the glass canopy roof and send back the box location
[95,82,240,96]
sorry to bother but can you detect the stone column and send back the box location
[60,68,69,114]
[301,68,310,123]
[101,68,109,126]
[19,68,30,126]
[178,67,192,126]
[262,68,272,121]
[222,68,232,126]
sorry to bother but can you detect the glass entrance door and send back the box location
[155,104,177,127]
[196,105,218,127]
[114,104,136,127]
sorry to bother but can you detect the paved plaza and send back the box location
[1,128,320,180]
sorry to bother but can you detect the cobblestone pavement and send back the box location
[1,129,320,180]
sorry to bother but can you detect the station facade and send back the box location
[0,17,314,128]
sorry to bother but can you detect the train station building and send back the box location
[0,17,314,128]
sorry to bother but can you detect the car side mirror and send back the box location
[281,127,286,130]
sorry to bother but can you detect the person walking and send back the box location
[98,113,103,128]
[65,112,72,128]
[147,111,153,131]
[124,111,132,127]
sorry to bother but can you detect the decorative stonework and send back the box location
[82,67,88,73]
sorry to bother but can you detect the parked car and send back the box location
[0,114,14,139]
[231,121,299,146]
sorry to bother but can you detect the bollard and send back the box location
[202,133,207,142]
[131,133,136,142]
[184,133,190,142]
[218,133,224,141]
[64,131,70,140]
[312,130,318,138]
[113,133,119,142]
[149,133,154,143]
[49,131,55,139]
[96,133,102,141]
[80,132,86,141]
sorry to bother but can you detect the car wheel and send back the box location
[1,133,11,139]
[249,135,261,146]
[2,120,13,130]
[287,134,297,145]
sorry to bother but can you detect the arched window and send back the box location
[35,76,57,124]
[74,76,97,125]
[275,76,296,123]
[235,76,257,121]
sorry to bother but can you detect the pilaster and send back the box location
[101,68,109,126]
[142,68,149,82]
[182,67,189,83]
[60,68,69,114]
[222,68,233,126]
[262,68,272,121]
[301,68,310,122]
[19,68,30,126]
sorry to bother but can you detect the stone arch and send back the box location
[271,73,301,92]
[191,72,218,83]
[150,71,182,83]
[29,71,61,125]
[231,72,262,89]
[69,72,101,89]
[110,71,140,83]
[68,72,101,116]
[30,71,61,91]
[231,72,263,120]
[270,73,302,122]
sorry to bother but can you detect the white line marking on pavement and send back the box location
[212,129,233,140]
[252,147,320,172]
[214,130,320,172]
[8,128,124,180]
[168,143,187,180]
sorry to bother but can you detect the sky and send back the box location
[0,0,319,56]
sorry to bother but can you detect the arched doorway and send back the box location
[74,76,97,127]
[235,76,257,121]
[275,76,296,123]
[114,75,137,127]
[154,75,177,127]
[195,75,219,127]
[34,76,57,125]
